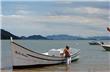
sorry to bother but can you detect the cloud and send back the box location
[2,14,108,36]
[15,10,32,15]
[73,7,108,15]
[45,6,109,21]
[60,7,109,17]
[14,3,36,16]
[55,1,73,4]
[3,15,108,25]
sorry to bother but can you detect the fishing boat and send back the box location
[101,27,110,51]
[101,44,110,51]
[10,38,80,69]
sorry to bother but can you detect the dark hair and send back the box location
[66,45,69,49]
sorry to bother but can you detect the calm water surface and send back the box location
[1,40,110,72]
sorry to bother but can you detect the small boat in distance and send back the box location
[88,41,102,45]
[10,38,80,69]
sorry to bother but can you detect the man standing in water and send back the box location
[63,45,71,65]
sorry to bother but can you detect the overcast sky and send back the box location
[1,1,110,37]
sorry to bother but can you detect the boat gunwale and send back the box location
[26,51,80,61]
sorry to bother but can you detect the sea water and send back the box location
[1,40,110,72]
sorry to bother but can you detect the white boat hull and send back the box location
[11,42,80,68]
[102,45,110,51]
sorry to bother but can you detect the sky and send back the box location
[1,1,110,37]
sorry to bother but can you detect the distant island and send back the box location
[1,29,48,40]
[1,29,20,39]
[1,29,110,40]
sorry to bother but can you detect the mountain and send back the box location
[46,34,84,40]
[20,35,48,40]
[1,29,110,40]
[1,29,48,40]
[46,35,110,40]
[1,29,20,40]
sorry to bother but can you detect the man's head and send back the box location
[66,45,69,49]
